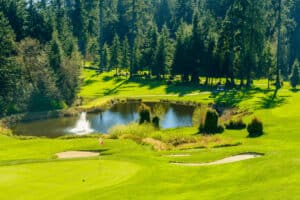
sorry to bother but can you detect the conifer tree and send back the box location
[111,34,122,75]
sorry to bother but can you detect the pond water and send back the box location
[12,102,196,138]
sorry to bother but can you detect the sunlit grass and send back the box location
[1,69,300,199]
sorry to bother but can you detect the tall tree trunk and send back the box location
[247,0,255,88]
[229,48,235,86]
[129,0,137,79]
[274,0,282,98]
[99,0,104,70]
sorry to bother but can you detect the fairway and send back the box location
[1,71,300,199]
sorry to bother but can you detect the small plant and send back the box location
[138,103,151,124]
[225,119,246,130]
[199,109,224,134]
[247,117,264,137]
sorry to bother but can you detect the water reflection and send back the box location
[13,102,195,138]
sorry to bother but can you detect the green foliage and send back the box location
[290,59,299,88]
[247,117,264,137]
[108,122,155,139]
[110,34,121,74]
[138,103,151,124]
[225,119,247,130]
[199,109,224,134]
[152,116,160,128]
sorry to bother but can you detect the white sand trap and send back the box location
[56,151,100,159]
[171,153,263,166]
[165,154,191,157]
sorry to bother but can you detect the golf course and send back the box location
[1,70,300,200]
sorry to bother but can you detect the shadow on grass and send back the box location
[127,78,209,96]
[77,149,112,156]
[256,94,287,109]
[290,88,300,93]
[103,80,127,96]
[212,90,254,107]
[82,79,98,86]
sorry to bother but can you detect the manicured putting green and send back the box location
[0,159,140,200]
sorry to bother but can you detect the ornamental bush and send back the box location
[247,117,263,137]
[225,119,246,130]
[199,109,224,134]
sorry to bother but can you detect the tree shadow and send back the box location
[77,149,112,156]
[290,88,300,93]
[82,79,98,86]
[103,80,127,96]
[212,90,254,107]
[256,94,287,109]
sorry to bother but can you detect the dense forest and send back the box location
[1,0,300,116]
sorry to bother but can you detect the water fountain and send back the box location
[69,112,94,135]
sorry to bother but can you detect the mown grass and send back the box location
[1,69,300,199]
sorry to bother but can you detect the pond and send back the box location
[12,102,196,138]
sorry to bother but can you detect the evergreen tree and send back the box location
[72,0,88,57]
[172,22,192,82]
[102,43,111,71]
[153,25,172,78]
[290,59,300,88]
[0,0,28,41]
[111,34,122,75]
[156,0,172,30]
[0,12,21,115]
[26,0,53,43]
[122,37,130,74]
[141,23,158,76]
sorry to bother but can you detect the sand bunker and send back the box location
[165,154,191,157]
[56,151,100,159]
[171,153,263,166]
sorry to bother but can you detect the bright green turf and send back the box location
[1,69,300,199]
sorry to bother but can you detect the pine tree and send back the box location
[26,0,53,43]
[153,25,172,78]
[0,0,28,41]
[102,43,111,71]
[72,0,88,57]
[172,22,192,82]
[111,34,122,75]
[290,59,300,88]
[141,23,158,76]
[122,37,130,74]
[156,0,172,30]
[0,12,21,115]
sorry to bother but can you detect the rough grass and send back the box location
[1,70,300,199]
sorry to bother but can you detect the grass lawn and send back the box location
[1,69,300,199]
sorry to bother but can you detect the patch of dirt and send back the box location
[142,138,170,151]
[56,151,100,159]
[171,153,263,166]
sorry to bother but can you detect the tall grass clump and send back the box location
[108,123,155,140]
[192,104,207,127]
[151,104,166,128]
[0,123,12,136]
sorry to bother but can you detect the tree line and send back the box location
[1,0,300,116]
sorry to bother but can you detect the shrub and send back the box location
[138,103,151,124]
[225,119,246,130]
[152,116,160,128]
[199,109,224,134]
[247,118,263,137]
